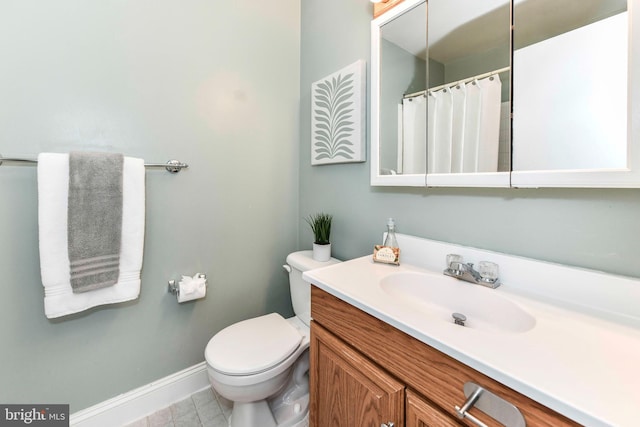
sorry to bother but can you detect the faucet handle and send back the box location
[451,262,469,272]
[478,261,499,282]
[446,254,464,267]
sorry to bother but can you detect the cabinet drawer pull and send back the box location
[455,386,489,427]
[455,405,489,427]
[454,382,526,427]
[380,423,394,427]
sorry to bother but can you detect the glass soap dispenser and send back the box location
[373,218,400,265]
[384,218,399,248]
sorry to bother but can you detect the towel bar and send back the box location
[0,154,189,173]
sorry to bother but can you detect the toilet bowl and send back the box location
[205,251,340,427]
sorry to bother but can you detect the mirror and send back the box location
[426,0,512,187]
[379,1,427,176]
[511,0,640,187]
[371,0,428,186]
[371,0,640,188]
[371,0,512,187]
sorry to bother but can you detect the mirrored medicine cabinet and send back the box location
[370,0,640,188]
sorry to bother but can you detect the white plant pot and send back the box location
[312,243,331,262]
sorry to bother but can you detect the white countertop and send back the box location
[303,236,640,427]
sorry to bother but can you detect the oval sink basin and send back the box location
[380,271,536,333]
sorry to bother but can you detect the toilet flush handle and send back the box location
[283,264,292,273]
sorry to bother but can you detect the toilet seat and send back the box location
[206,313,303,376]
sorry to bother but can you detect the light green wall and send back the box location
[0,0,300,411]
[300,0,640,279]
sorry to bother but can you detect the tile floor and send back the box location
[124,386,232,427]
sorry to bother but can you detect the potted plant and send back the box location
[305,212,333,261]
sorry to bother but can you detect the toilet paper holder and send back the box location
[168,273,207,296]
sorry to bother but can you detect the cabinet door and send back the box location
[406,390,463,427]
[310,321,404,427]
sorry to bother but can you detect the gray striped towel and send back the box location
[68,152,124,293]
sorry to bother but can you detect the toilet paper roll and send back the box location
[177,276,207,303]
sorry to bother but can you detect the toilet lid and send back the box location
[205,313,303,376]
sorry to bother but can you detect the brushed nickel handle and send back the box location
[380,423,394,427]
[455,405,489,427]
[455,386,489,427]
[455,382,526,427]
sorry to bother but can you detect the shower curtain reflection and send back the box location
[398,94,427,174]
[428,75,502,174]
[398,73,504,176]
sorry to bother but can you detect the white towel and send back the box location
[38,153,145,318]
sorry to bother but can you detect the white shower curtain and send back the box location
[400,95,427,174]
[427,92,438,174]
[430,88,453,173]
[450,84,467,173]
[426,75,502,174]
[463,80,482,173]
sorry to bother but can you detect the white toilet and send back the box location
[205,250,340,427]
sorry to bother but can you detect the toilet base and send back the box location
[228,351,310,427]
[290,413,309,427]
[270,394,309,427]
[229,394,309,427]
[268,350,309,427]
[230,400,277,427]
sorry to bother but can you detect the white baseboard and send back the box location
[70,361,210,427]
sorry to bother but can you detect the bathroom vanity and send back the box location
[303,234,640,426]
[310,287,576,426]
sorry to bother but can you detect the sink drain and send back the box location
[452,312,467,326]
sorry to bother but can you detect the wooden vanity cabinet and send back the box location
[311,322,404,426]
[406,390,462,427]
[310,286,580,427]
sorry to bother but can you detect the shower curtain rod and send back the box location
[403,66,511,100]
[0,155,189,173]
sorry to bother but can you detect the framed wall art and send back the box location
[311,60,366,165]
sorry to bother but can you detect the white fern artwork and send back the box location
[311,60,366,165]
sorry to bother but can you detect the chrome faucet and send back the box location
[444,254,501,289]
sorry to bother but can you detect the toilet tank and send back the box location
[285,250,340,326]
